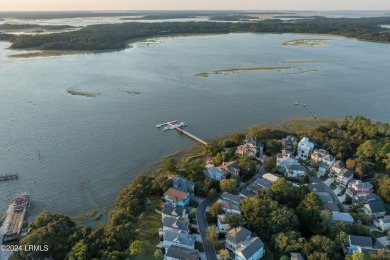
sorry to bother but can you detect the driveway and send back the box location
[310,175,344,212]
[196,198,217,260]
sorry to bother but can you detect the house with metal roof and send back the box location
[217,199,241,215]
[205,164,226,181]
[226,226,252,252]
[235,237,265,260]
[347,235,373,254]
[161,205,188,220]
[165,245,200,260]
[363,202,387,219]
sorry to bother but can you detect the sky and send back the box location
[2,0,390,11]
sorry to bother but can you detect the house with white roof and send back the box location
[217,214,231,233]
[262,173,279,183]
[235,237,265,260]
[374,216,390,231]
[297,137,315,160]
[205,164,226,181]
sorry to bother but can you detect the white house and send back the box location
[226,226,252,252]
[205,164,225,181]
[217,214,231,233]
[331,161,345,175]
[297,137,315,160]
[336,169,354,186]
[374,216,390,231]
[216,199,241,215]
[363,202,387,219]
[285,164,308,179]
[235,237,265,260]
[347,235,373,254]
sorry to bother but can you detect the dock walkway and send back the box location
[167,123,208,146]
[0,174,18,182]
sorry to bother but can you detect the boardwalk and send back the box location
[167,123,208,146]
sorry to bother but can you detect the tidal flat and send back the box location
[66,89,101,98]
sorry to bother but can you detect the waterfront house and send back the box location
[311,149,329,162]
[163,216,189,234]
[236,138,264,160]
[216,199,241,215]
[285,164,308,179]
[277,149,292,165]
[254,178,272,189]
[234,236,265,260]
[221,192,242,206]
[218,161,240,177]
[347,235,373,254]
[205,164,226,181]
[163,230,196,251]
[331,161,345,175]
[161,205,188,220]
[262,173,279,183]
[217,214,231,233]
[297,137,315,160]
[346,180,373,198]
[170,175,195,194]
[374,216,390,231]
[163,188,190,207]
[363,202,386,219]
[336,169,354,186]
[282,135,297,153]
[226,226,252,252]
[165,245,200,260]
[331,211,354,225]
[323,154,336,165]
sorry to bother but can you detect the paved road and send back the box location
[311,175,344,212]
[196,198,217,260]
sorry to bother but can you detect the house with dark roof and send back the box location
[163,217,189,234]
[336,169,354,186]
[247,184,262,193]
[165,245,200,260]
[236,138,264,160]
[163,230,196,251]
[285,164,308,179]
[363,202,387,219]
[217,214,231,233]
[163,188,190,207]
[218,161,240,177]
[225,226,252,252]
[205,164,226,181]
[162,205,188,220]
[170,175,195,194]
[356,194,383,204]
[282,135,297,153]
[239,188,256,198]
[331,160,345,174]
[374,216,390,231]
[235,236,265,260]
[254,178,272,189]
[221,192,242,206]
[331,211,354,225]
[278,158,300,170]
[346,180,373,198]
[347,235,373,254]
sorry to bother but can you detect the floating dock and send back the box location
[0,173,19,182]
[1,193,29,242]
[157,121,208,146]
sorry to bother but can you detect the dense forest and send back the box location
[0,24,75,30]
[10,115,390,259]
[4,17,390,51]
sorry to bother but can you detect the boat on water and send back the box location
[162,126,173,131]
[294,100,299,106]
[1,193,29,242]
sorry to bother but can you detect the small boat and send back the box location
[156,124,163,128]
[294,100,299,106]
[302,103,307,107]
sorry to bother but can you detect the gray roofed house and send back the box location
[165,245,200,260]
[221,192,242,205]
[162,205,188,220]
[239,188,256,198]
[163,230,196,250]
[285,164,308,179]
[357,194,383,204]
[226,226,252,252]
[348,235,373,254]
[218,161,240,177]
[337,168,354,186]
[315,192,334,203]
[247,184,262,193]
[363,202,386,219]
[236,138,264,160]
[235,236,265,260]
[331,211,354,225]
[205,164,226,181]
[163,217,189,234]
[254,178,272,189]
[332,160,345,174]
[170,176,195,193]
[216,199,241,215]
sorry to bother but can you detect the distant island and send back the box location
[2,17,390,52]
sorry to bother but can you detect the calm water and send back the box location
[0,33,389,217]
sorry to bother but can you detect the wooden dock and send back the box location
[167,123,208,146]
[0,173,18,182]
